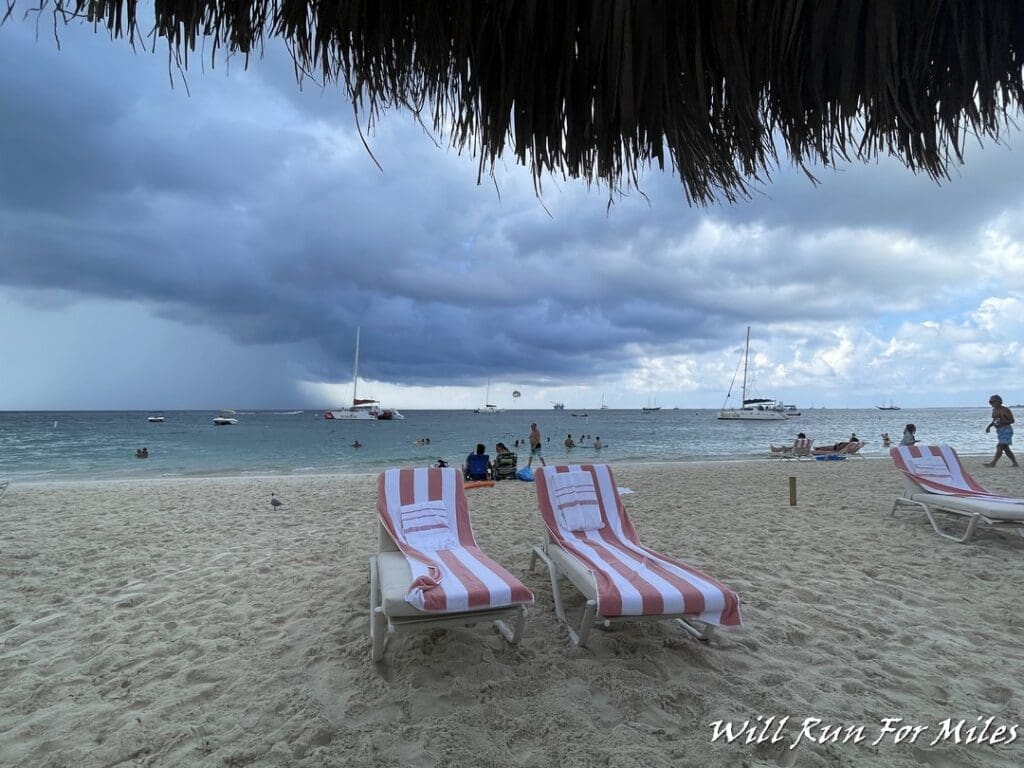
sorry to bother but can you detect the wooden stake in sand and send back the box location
[789,476,797,506]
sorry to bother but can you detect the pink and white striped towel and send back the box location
[890,445,1024,504]
[377,467,534,613]
[536,464,741,626]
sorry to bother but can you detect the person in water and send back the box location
[351,440,362,449]
[135,447,149,459]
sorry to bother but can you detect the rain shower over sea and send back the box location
[0,407,1000,482]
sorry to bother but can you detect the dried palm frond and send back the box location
[11,1,1024,203]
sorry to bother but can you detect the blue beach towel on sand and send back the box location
[516,467,535,482]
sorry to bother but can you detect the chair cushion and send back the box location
[375,552,428,617]
[910,494,1024,521]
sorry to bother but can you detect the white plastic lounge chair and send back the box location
[370,466,534,661]
[770,438,814,461]
[890,445,1024,543]
[529,464,741,647]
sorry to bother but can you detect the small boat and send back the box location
[213,409,238,425]
[571,412,589,418]
[877,399,901,411]
[147,415,165,423]
[782,404,801,417]
[641,406,661,413]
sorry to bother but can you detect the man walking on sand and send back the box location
[984,394,1018,467]
[527,422,547,468]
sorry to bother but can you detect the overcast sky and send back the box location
[2,18,1023,411]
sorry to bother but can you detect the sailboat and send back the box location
[641,395,661,413]
[877,399,901,411]
[325,327,404,421]
[474,379,503,414]
[600,393,609,410]
[717,327,787,421]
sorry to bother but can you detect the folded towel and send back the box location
[552,471,604,531]
[399,500,457,550]
[910,456,952,479]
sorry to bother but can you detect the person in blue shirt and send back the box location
[463,443,492,480]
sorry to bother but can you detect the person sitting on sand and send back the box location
[900,424,918,446]
[463,443,492,481]
[564,434,576,448]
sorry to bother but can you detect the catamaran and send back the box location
[718,327,787,421]
[474,379,502,413]
[325,327,404,421]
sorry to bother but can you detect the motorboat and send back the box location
[718,327,787,421]
[325,327,404,421]
[213,416,238,426]
[147,415,165,423]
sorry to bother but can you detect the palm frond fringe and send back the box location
[13,0,1024,203]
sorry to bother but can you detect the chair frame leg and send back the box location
[892,498,983,544]
[369,558,387,662]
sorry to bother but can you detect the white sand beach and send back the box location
[3,458,1024,767]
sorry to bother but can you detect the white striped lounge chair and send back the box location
[370,466,534,661]
[890,445,1024,543]
[529,464,742,647]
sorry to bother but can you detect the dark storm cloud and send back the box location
[2,17,1023,400]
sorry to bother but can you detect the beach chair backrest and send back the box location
[889,445,993,497]
[493,452,518,479]
[377,467,477,555]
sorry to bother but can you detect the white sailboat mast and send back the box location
[741,326,751,403]
[352,326,361,404]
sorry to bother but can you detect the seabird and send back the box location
[270,493,283,510]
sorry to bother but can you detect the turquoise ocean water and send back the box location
[0,407,1003,482]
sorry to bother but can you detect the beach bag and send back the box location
[516,467,535,482]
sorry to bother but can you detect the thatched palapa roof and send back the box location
[13,1,1024,203]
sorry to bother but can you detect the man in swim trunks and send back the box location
[527,422,547,468]
[985,395,1018,467]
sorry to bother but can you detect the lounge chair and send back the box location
[370,466,534,661]
[890,445,1024,543]
[769,438,814,461]
[493,451,518,481]
[529,464,741,647]
[812,440,865,460]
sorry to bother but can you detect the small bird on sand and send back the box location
[270,493,283,510]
